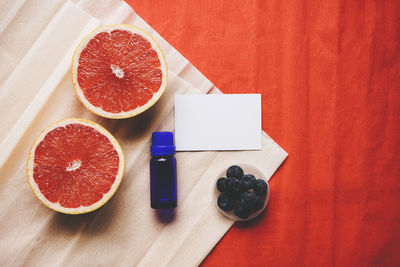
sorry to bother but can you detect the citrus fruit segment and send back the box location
[27,118,125,214]
[71,24,168,119]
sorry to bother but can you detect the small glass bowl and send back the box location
[213,163,270,221]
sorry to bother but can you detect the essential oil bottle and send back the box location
[150,132,177,209]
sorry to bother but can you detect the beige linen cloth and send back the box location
[0,0,288,266]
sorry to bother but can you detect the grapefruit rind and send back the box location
[26,118,125,214]
[71,24,168,119]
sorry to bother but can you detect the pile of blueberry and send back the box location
[216,165,268,219]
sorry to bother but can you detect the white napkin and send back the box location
[0,0,288,266]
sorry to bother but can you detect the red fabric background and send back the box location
[126,1,400,266]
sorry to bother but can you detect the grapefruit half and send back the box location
[71,24,168,119]
[27,118,125,214]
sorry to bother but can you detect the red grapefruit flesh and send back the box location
[27,119,125,214]
[72,24,167,119]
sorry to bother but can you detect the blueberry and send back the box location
[253,179,268,195]
[227,190,241,203]
[253,196,264,211]
[240,181,249,192]
[216,177,230,192]
[231,194,240,202]
[217,193,233,211]
[228,177,242,194]
[241,174,256,190]
[234,204,251,219]
[241,191,257,210]
[231,198,241,209]
[226,165,244,179]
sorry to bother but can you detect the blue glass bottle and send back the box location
[150,132,177,209]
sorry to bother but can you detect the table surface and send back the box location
[127,1,400,266]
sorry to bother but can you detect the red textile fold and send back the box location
[127,1,400,266]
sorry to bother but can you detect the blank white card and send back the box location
[174,94,261,151]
